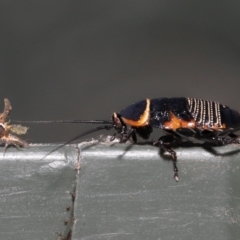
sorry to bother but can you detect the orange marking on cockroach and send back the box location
[163,111,227,131]
[121,99,151,127]
[0,98,29,150]
[163,111,196,130]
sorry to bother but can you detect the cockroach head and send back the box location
[112,112,126,133]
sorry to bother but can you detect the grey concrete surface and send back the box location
[75,142,240,240]
[1,141,240,239]
[0,144,77,240]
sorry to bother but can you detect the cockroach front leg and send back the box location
[110,127,137,143]
[120,128,136,143]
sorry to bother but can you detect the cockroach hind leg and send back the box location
[233,138,240,144]
[211,136,240,146]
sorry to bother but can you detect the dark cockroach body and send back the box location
[110,97,240,181]
[114,97,240,141]
[13,97,240,181]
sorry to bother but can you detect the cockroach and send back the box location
[13,97,240,181]
[0,98,28,151]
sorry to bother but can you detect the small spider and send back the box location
[0,98,28,151]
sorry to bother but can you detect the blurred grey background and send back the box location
[0,1,240,143]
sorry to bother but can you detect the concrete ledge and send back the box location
[1,140,240,239]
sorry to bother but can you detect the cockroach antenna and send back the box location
[13,119,114,138]
[41,124,113,159]
[13,119,114,141]
[13,119,112,124]
[13,119,114,159]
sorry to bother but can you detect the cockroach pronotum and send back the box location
[13,97,240,181]
[0,98,28,150]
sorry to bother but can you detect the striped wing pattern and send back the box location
[187,98,223,128]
